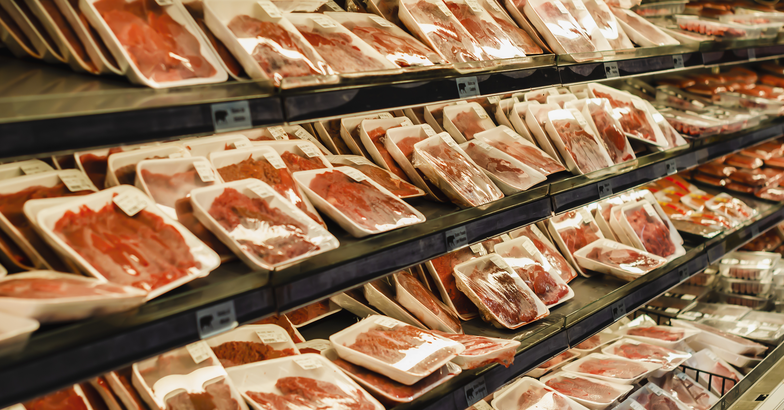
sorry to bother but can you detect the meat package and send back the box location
[452,254,549,329]
[582,0,633,50]
[325,11,444,67]
[190,179,339,271]
[36,186,220,300]
[460,139,547,194]
[474,125,566,176]
[81,0,227,88]
[476,0,543,55]
[508,100,541,143]
[182,134,252,159]
[566,99,635,164]
[359,117,414,181]
[431,330,520,369]
[545,108,613,175]
[540,372,633,410]
[385,124,450,200]
[611,7,679,46]
[621,383,690,410]
[225,353,384,410]
[425,245,484,320]
[341,113,391,157]
[676,15,759,39]
[287,13,401,74]
[329,315,465,385]
[364,275,428,328]
[602,338,691,374]
[619,201,686,261]
[718,251,780,280]
[205,325,299,368]
[132,342,249,410]
[258,140,332,172]
[294,167,426,237]
[574,238,666,281]
[0,170,97,271]
[704,193,756,224]
[412,133,504,207]
[529,350,579,378]
[560,0,612,51]
[617,325,699,349]
[588,84,669,147]
[548,209,605,276]
[442,102,496,143]
[24,0,97,73]
[202,0,331,85]
[510,224,578,283]
[491,377,589,410]
[494,236,574,307]
[520,0,601,60]
[562,353,662,384]
[327,155,425,198]
[23,385,93,410]
[393,271,463,333]
[684,349,743,396]
[649,370,719,410]
[210,146,325,226]
[106,144,191,188]
[0,271,146,323]
[441,0,528,59]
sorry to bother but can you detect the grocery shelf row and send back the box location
[0,111,782,407]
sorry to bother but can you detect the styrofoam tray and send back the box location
[601,338,691,377]
[393,272,462,333]
[106,144,190,187]
[540,372,633,410]
[442,102,496,143]
[670,319,767,356]
[458,140,547,194]
[561,353,662,385]
[492,377,590,410]
[571,332,621,356]
[574,239,667,282]
[205,324,299,367]
[360,117,414,171]
[616,325,700,349]
[526,103,565,164]
[363,278,427,328]
[251,140,332,170]
[182,134,252,158]
[0,310,39,352]
[0,160,54,181]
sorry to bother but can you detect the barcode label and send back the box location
[465,0,484,13]
[375,316,398,328]
[300,340,332,352]
[113,190,147,216]
[523,240,537,255]
[20,162,51,175]
[264,153,286,169]
[473,140,492,150]
[194,161,215,182]
[369,15,393,27]
[441,134,459,148]
[293,357,323,370]
[474,106,488,119]
[401,118,414,127]
[232,140,253,149]
[60,173,93,192]
[186,341,212,364]
[298,144,320,158]
[248,183,275,201]
[256,329,287,344]
[649,384,664,396]
[378,113,394,119]
[422,125,437,136]
[470,243,484,253]
[268,126,287,140]
[312,16,336,28]
[258,0,282,17]
[343,168,367,182]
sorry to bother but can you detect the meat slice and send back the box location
[280,151,326,172]
[550,118,611,174]
[482,2,542,54]
[296,27,387,73]
[626,326,684,341]
[340,163,422,198]
[545,376,619,403]
[585,246,664,274]
[483,138,565,176]
[432,330,516,367]
[635,391,683,410]
[444,0,526,59]
[403,0,489,63]
[585,101,634,163]
[450,109,492,141]
[527,0,596,54]
[349,24,436,67]
[463,142,540,190]
[577,357,648,379]
[623,206,676,258]
[367,126,410,181]
[593,90,659,144]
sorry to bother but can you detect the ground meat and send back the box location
[211,341,296,367]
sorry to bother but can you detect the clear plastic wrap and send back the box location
[206,325,298,368]
[676,15,759,38]
[190,179,339,271]
[491,377,589,410]
[398,0,489,64]
[684,349,742,396]
[620,201,685,261]
[286,299,341,327]
[431,330,520,369]
[393,271,462,333]
[532,350,579,377]
[327,155,425,198]
[474,126,566,176]
[546,109,614,174]
[452,254,549,329]
[541,372,633,409]
[648,370,719,410]
[570,99,635,164]
[602,338,690,372]
[574,238,666,281]
[522,0,599,59]
[442,103,496,143]
[364,276,427,328]
[562,353,662,384]
[549,209,604,262]
[326,11,443,67]
[704,193,755,223]
[561,0,612,51]
[329,315,465,385]
[623,383,690,410]
[511,224,578,283]
[460,140,547,194]
[611,7,679,46]
[425,246,483,320]
[412,133,504,207]
[442,0,527,59]
[671,319,767,356]
[589,85,668,147]
[477,0,543,54]
[384,124,448,200]
[718,251,780,280]
[495,236,574,307]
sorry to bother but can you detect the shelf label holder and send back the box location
[665,159,677,175]
[196,300,238,339]
[597,181,613,198]
[672,55,684,69]
[611,300,626,321]
[464,376,488,407]
[678,265,690,283]
[211,101,252,132]
[445,226,468,252]
[604,62,620,78]
[456,77,480,98]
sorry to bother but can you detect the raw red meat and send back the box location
[729,169,767,187]
[174,197,232,255]
[340,163,422,198]
[612,8,676,44]
[677,18,745,37]
[346,324,460,374]
[397,271,462,332]
[367,126,410,181]
[532,1,595,54]
[456,262,540,328]
[349,25,436,67]
[431,331,515,367]
[516,387,572,410]
[53,201,200,292]
[635,391,683,410]
[516,226,577,282]
[444,1,526,59]
[451,110,490,140]
[296,27,387,73]
[652,373,713,410]
[207,187,319,265]
[227,15,321,82]
[24,387,87,410]
[586,103,633,163]
[484,5,542,54]
[397,135,428,161]
[211,341,296,367]
[575,335,603,350]
[406,0,488,63]
[577,357,648,379]
[705,362,738,395]
[430,248,480,317]
[0,276,137,298]
[553,212,602,254]
[611,341,684,367]
[539,351,576,368]
[217,155,321,224]
[626,326,684,341]
[94,0,217,82]
[483,139,565,175]
[141,168,211,209]
[40,0,97,72]
[184,4,244,77]
[504,243,569,305]
[593,91,659,144]
[623,206,676,258]
[253,315,303,343]
[79,147,123,189]
[309,170,419,231]
[287,300,331,325]
[464,142,536,189]
[587,246,664,273]
[271,377,375,410]
[551,118,611,173]
[545,376,619,403]
[165,380,240,410]
[280,151,326,172]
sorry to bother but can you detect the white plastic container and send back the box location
[106,144,190,187]
[526,103,565,164]
[618,201,686,261]
[688,339,762,369]
[36,186,221,300]
[509,101,540,145]
[583,0,633,50]
[182,134,252,158]
[566,98,636,165]
[251,140,331,171]
[0,159,54,181]
[0,310,39,352]
[474,125,566,177]
[442,102,496,143]
[340,114,386,156]
[384,124,444,199]
[587,84,669,148]
[359,117,415,173]
[363,278,427,328]
[548,209,605,277]
[670,319,767,356]
[329,315,464,385]
[434,332,520,370]
[205,324,299,367]
[52,0,123,74]
[601,338,691,376]
[574,239,667,282]
[459,140,547,194]
[135,157,216,220]
[492,377,590,410]
[540,372,633,410]
[616,325,700,349]
[510,224,578,283]
[522,0,601,61]
[0,271,146,323]
[612,7,679,46]
[424,245,485,321]
[393,272,462,334]
[326,155,426,199]
[561,353,662,385]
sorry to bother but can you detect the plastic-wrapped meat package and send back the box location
[453,255,548,329]
[399,0,489,64]
[726,181,754,194]
[412,134,504,207]
[477,0,542,54]
[427,247,481,319]
[583,0,632,49]
[621,202,683,259]
[183,2,245,78]
[604,339,690,370]
[211,339,297,368]
[461,140,547,193]
[24,386,90,410]
[650,371,717,410]
[611,7,679,46]
[650,106,688,149]
[326,12,443,67]
[476,126,566,176]
[697,163,736,178]
[216,154,323,225]
[687,351,740,396]
[577,239,666,279]
[550,210,603,256]
[495,237,572,306]
[741,230,783,252]
[574,356,650,380]
[546,109,613,174]
[756,186,784,201]
[286,300,333,326]
[521,0,598,57]
[539,351,577,369]
[443,103,496,142]
[560,0,612,51]
[579,99,635,164]
[633,387,689,410]
[244,376,379,410]
[691,172,728,187]
[431,330,520,369]
[512,224,578,283]
[492,378,583,410]
[279,150,327,172]
[729,169,767,187]
[442,0,527,59]
[333,156,424,198]
[725,154,763,170]
[289,14,396,73]
[592,89,665,146]
[743,142,784,160]
[394,271,463,333]
[90,0,222,86]
[626,326,684,341]
[360,120,411,181]
[705,193,755,222]
[543,374,628,406]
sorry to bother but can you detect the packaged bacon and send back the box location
[611,7,679,46]
[545,108,614,175]
[441,0,527,59]
[562,353,662,385]
[649,369,719,410]
[567,99,635,164]
[521,0,601,60]
[412,133,504,207]
[619,201,685,261]
[540,372,633,410]
[431,330,520,369]
[491,377,589,410]
[393,271,463,333]
[589,84,668,147]
[330,315,465,385]
[325,11,444,67]
[548,209,604,276]
[602,338,691,375]
[287,13,400,74]
[254,140,331,172]
[398,0,490,64]
[511,224,578,283]
[327,155,425,198]
[82,0,227,88]
[574,238,666,281]
[442,103,496,143]
[495,236,574,306]
[476,0,543,54]
[474,126,566,176]
[453,254,549,329]
[106,144,190,188]
[696,162,736,178]
[295,167,425,237]
[206,324,299,368]
[359,117,414,181]
[425,245,483,320]
[460,139,547,194]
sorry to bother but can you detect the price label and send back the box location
[474,140,492,150]
[464,377,488,407]
[649,384,664,396]
[20,162,52,175]
[60,172,93,192]
[487,0,503,12]
[422,125,437,136]
[472,400,493,410]
[258,0,282,17]
[375,316,398,328]
[369,15,393,27]
[211,101,252,132]
[113,190,147,217]
[574,0,587,10]
[343,168,367,182]
[748,48,756,61]
[401,118,414,127]
[301,340,332,352]
[437,1,452,16]
[168,151,185,159]
[324,0,342,11]
[268,126,287,140]
[487,96,501,105]
[678,265,690,282]
[474,106,488,119]
[299,143,320,158]
[611,299,626,321]
[256,329,287,344]
[554,0,569,13]
[672,54,684,69]
[665,159,677,175]
[604,61,620,79]
[248,183,275,200]
[576,115,589,129]
[446,226,468,251]
[469,243,484,253]
[294,128,312,141]
[522,240,537,256]
[232,140,253,149]
[441,134,459,149]
[264,153,286,169]
[195,300,237,339]
[597,181,613,198]
[378,112,394,119]
[456,76,480,98]
[186,341,212,364]
[312,15,336,28]
[676,371,688,380]
[293,356,323,370]
[503,127,520,138]
[465,0,484,13]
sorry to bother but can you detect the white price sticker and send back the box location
[487,0,503,12]
[60,173,93,192]
[487,96,501,105]
[474,106,488,119]
[294,128,312,141]
[555,0,568,13]
[325,0,342,11]
[264,153,286,169]
[294,356,323,370]
[298,143,320,158]
[378,112,394,119]
[649,384,664,396]
[343,168,367,182]
[503,127,519,138]
[301,340,332,352]
[232,140,253,149]
[422,125,437,136]
[440,134,459,148]
[470,243,484,253]
[369,14,393,27]
[500,234,511,241]
[574,0,586,10]
[312,15,336,28]
[258,0,282,17]
[401,118,414,127]
[465,0,484,13]
[472,400,493,410]
[473,140,492,150]
[576,116,589,129]
[375,316,398,328]
[437,1,453,16]
[113,190,147,217]
[169,152,185,159]
[248,183,275,200]
[193,161,215,183]
[186,341,212,364]
[256,329,286,344]
[20,162,51,175]
[630,401,646,410]
[268,126,287,140]
[522,240,537,255]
